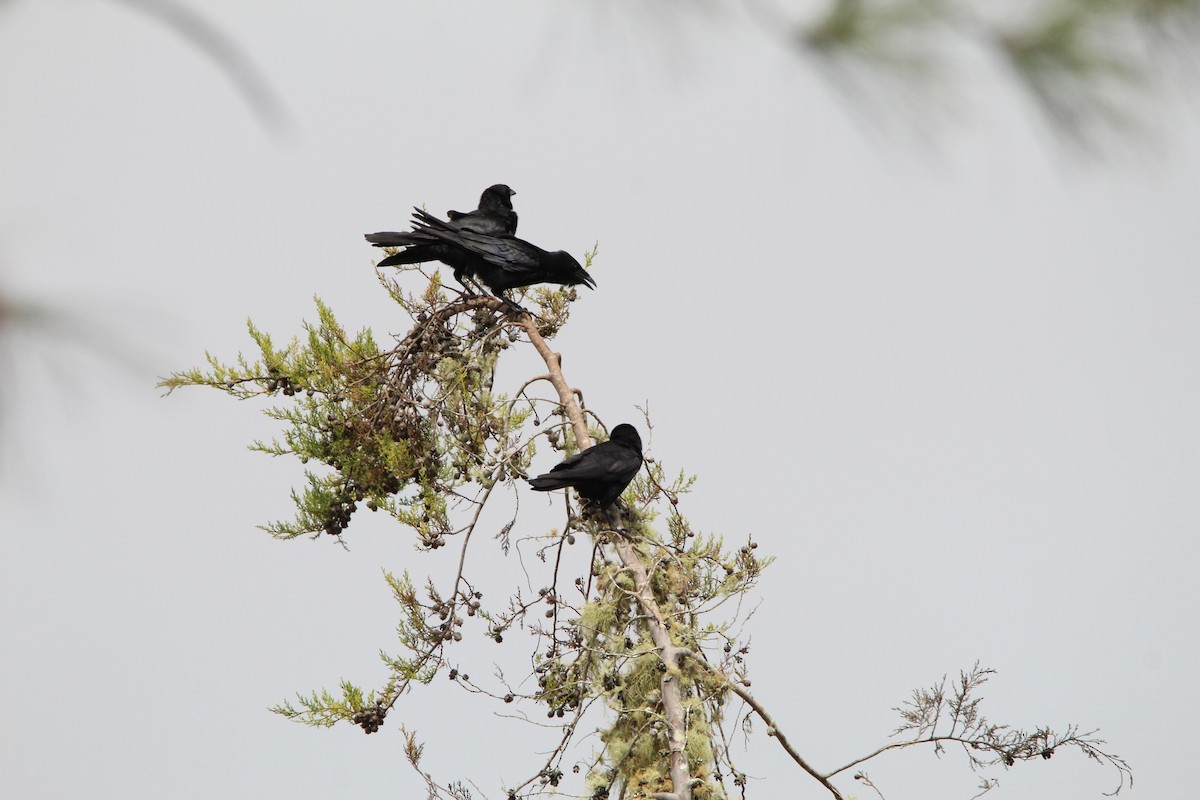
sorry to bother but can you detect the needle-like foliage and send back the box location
[164,261,1129,800]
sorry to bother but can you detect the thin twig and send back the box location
[684,652,845,800]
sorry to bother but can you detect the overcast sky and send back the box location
[1,2,1197,799]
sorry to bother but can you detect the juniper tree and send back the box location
[163,263,1131,800]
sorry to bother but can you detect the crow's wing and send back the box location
[547,443,640,482]
[411,209,539,273]
[444,209,512,236]
[459,234,538,274]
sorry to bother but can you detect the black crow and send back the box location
[408,208,595,309]
[447,184,518,236]
[365,184,517,290]
[528,424,642,507]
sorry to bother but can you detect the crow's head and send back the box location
[548,251,596,290]
[480,184,516,209]
[608,424,641,454]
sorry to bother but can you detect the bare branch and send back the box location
[685,652,845,800]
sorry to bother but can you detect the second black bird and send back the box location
[528,424,642,508]
[446,184,518,236]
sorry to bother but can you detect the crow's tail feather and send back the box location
[365,231,413,246]
[528,476,570,491]
[377,248,433,267]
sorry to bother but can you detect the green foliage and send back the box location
[270,679,370,727]
[161,288,553,542]
[166,260,1126,800]
[161,269,636,742]
[997,1,1146,143]
[805,0,949,69]
[165,253,772,793]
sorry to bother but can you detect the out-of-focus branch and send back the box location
[106,0,290,136]
[787,0,1200,150]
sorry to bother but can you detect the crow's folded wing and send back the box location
[548,444,640,481]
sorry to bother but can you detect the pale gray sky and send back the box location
[1,2,1197,799]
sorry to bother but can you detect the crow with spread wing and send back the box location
[528,424,642,508]
[365,184,517,289]
[406,208,595,311]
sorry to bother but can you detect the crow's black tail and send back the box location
[528,476,570,492]
[376,247,441,267]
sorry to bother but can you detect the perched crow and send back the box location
[528,424,642,507]
[408,208,595,309]
[447,184,518,236]
[365,184,518,289]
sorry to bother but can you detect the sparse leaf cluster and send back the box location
[818,662,1133,797]
[887,663,1132,788]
